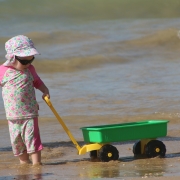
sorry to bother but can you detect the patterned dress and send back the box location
[0,64,43,120]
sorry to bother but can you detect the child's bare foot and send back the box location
[19,151,30,164]
[32,162,42,167]
[31,151,41,166]
[20,160,31,165]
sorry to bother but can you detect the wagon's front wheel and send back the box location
[98,144,119,162]
[145,140,166,158]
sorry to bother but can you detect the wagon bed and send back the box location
[81,120,169,143]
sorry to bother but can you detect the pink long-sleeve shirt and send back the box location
[0,64,43,120]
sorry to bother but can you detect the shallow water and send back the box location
[1,0,180,179]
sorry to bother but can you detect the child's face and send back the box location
[13,56,35,71]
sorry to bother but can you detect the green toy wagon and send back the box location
[44,97,169,162]
[81,120,169,161]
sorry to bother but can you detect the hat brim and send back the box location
[14,48,40,57]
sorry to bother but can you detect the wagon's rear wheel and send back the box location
[98,144,119,162]
[145,140,166,158]
[133,141,141,156]
[90,150,98,159]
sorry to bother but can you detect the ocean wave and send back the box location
[25,31,103,45]
[0,52,129,73]
[125,28,180,49]
[0,31,101,45]
[33,55,128,73]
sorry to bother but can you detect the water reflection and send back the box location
[79,162,120,178]
[0,173,53,180]
[0,162,55,180]
[5,165,51,180]
[121,160,167,178]
[12,174,42,180]
[79,158,168,178]
[13,165,43,180]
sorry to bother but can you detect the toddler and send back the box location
[0,35,50,165]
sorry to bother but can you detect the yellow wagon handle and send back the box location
[43,96,81,152]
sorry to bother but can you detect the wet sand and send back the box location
[1,141,180,179]
[0,116,180,179]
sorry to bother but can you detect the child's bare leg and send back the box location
[19,151,30,164]
[31,151,41,165]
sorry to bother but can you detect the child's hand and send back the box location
[42,92,50,100]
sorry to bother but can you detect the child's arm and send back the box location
[37,82,50,99]
[29,65,50,99]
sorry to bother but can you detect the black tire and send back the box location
[133,141,141,156]
[90,150,98,158]
[98,144,119,162]
[145,140,166,158]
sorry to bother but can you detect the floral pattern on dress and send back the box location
[1,68,39,120]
